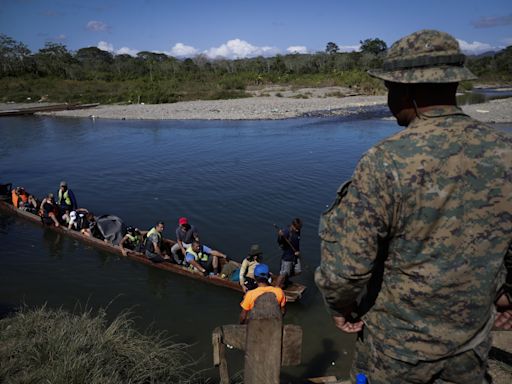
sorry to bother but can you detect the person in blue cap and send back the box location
[239,264,286,324]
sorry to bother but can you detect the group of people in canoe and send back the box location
[6,181,303,301]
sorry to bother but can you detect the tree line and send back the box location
[0,34,510,104]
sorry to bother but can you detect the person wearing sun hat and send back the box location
[239,244,263,292]
[316,29,512,383]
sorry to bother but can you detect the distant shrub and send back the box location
[0,305,204,384]
[219,77,246,90]
[325,91,345,98]
[291,93,309,99]
[207,90,250,100]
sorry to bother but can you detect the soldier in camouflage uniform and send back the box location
[315,29,512,383]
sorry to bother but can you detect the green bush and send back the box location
[0,305,205,384]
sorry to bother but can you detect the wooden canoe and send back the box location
[0,103,100,117]
[0,200,306,302]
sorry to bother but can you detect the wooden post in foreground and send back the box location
[244,292,283,384]
[212,293,302,384]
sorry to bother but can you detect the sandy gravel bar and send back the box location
[38,95,512,123]
[2,88,512,123]
[36,95,387,120]
[461,98,512,124]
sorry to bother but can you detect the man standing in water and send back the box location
[315,30,512,383]
[276,218,302,288]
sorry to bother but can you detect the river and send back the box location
[1,114,510,382]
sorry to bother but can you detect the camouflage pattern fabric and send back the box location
[349,330,491,384]
[315,106,512,363]
[368,30,476,83]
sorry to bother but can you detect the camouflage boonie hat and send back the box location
[368,29,477,83]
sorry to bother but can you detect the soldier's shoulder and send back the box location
[460,114,512,142]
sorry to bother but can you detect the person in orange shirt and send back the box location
[239,263,286,324]
[11,187,37,210]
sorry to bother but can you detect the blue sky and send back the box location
[1,0,511,58]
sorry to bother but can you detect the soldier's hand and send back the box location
[494,310,512,330]
[494,294,512,330]
[332,315,364,334]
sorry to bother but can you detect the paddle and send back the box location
[273,223,298,253]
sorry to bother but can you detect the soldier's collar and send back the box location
[415,104,465,119]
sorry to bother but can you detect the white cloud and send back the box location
[97,41,113,52]
[203,39,280,59]
[97,41,138,56]
[457,39,495,54]
[116,47,139,56]
[170,43,198,57]
[55,34,66,41]
[87,20,108,32]
[286,46,308,54]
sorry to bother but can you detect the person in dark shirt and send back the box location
[79,212,96,237]
[171,217,199,264]
[276,218,302,288]
[39,193,60,227]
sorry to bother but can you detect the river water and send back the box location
[1,114,510,382]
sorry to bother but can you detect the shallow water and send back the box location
[457,87,512,105]
[1,115,510,381]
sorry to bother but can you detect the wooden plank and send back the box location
[244,293,283,384]
[212,327,222,366]
[307,377,339,383]
[281,324,302,366]
[216,324,301,366]
[218,342,230,384]
[212,327,230,384]
[221,324,246,350]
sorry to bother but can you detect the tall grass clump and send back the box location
[0,305,204,384]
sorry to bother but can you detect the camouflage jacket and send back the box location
[315,105,512,362]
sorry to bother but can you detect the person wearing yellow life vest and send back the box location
[144,221,171,262]
[119,226,147,256]
[185,240,228,276]
[57,180,77,215]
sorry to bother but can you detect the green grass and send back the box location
[0,70,387,105]
[0,305,205,384]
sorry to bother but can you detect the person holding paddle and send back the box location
[275,218,302,288]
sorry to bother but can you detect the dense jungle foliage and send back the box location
[1,34,511,104]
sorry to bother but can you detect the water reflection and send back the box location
[1,115,510,381]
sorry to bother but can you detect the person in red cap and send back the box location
[171,217,199,264]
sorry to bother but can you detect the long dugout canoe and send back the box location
[0,201,306,302]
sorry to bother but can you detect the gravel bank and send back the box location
[37,94,387,120]
[2,85,512,123]
[461,98,512,123]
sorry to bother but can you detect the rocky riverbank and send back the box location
[2,86,512,123]
[38,87,388,120]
